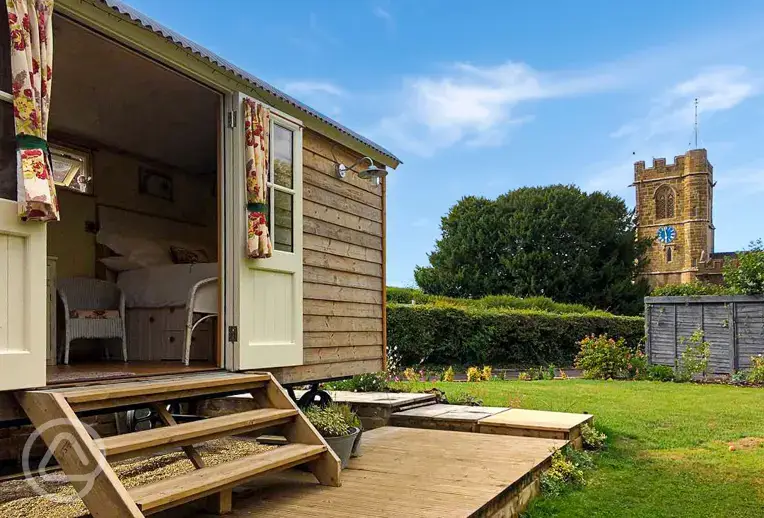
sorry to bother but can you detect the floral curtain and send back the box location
[6,0,58,221]
[243,99,272,258]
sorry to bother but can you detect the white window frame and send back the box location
[268,116,300,254]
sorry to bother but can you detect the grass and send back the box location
[394,379,764,517]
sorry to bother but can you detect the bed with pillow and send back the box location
[95,207,218,363]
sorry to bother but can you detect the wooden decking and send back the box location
[47,361,220,385]
[391,405,593,445]
[218,427,567,518]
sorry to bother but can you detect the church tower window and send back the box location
[655,185,675,220]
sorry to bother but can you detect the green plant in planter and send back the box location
[304,404,358,437]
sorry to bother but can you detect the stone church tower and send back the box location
[633,149,724,287]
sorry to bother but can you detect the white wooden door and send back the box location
[226,93,304,370]
[0,198,47,390]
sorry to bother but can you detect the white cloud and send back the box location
[372,61,615,156]
[717,165,764,194]
[611,66,758,141]
[372,6,393,24]
[282,81,344,97]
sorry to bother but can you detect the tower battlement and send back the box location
[634,149,711,183]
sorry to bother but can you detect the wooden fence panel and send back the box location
[648,304,677,367]
[702,303,732,374]
[645,295,764,375]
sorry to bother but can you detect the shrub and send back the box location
[731,369,749,384]
[541,447,588,497]
[581,424,607,451]
[651,281,732,297]
[545,364,557,380]
[324,372,388,392]
[575,335,631,379]
[724,239,764,295]
[466,366,482,382]
[403,367,421,382]
[627,349,649,380]
[677,329,710,381]
[747,355,764,383]
[387,304,644,368]
[441,366,455,382]
[387,286,434,304]
[518,371,531,381]
[481,366,493,381]
[304,404,358,437]
[647,364,675,382]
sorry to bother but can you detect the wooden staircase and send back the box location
[15,372,341,517]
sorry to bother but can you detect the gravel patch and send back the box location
[0,437,275,518]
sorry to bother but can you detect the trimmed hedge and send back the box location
[651,281,733,297]
[387,287,600,315]
[388,303,644,367]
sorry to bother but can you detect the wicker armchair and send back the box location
[184,277,218,366]
[57,278,127,365]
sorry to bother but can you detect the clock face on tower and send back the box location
[657,226,677,244]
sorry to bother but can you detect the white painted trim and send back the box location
[0,199,47,390]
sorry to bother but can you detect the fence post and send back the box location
[645,304,651,363]
[673,305,678,369]
[730,302,738,372]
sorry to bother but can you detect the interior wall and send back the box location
[44,15,220,278]
[47,190,96,278]
[46,146,217,279]
[94,149,216,239]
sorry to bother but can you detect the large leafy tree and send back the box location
[414,185,651,315]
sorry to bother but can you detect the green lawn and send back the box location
[395,380,764,517]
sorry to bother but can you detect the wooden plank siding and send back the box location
[271,129,386,384]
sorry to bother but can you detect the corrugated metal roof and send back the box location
[97,0,401,165]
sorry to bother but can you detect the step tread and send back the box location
[129,443,327,513]
[96,408,298,459]
[56,373,270,403]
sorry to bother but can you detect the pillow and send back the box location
[96,231,172,267]
[99,256,143,272]
[170,245,209,264]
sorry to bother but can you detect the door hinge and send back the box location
[228,325,238,343]
[227,110,237,129]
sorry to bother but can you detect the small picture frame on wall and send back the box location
[138,167,173,202]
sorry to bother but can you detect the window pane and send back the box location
[0,2,10,93]
[0,103,15,200]
[51,147,93,194]
[273,190,293,252]
[272,124,293,189]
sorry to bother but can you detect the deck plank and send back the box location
[227,427,566,518]
[478,408,594,431]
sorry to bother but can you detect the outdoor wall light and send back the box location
[336,156,388,186]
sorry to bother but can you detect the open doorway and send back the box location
[44,15,223,384]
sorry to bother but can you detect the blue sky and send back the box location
[128,0,764,287]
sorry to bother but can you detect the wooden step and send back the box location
[38,373,271,412]
[96,408,298,461]
[129,443,327,514]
